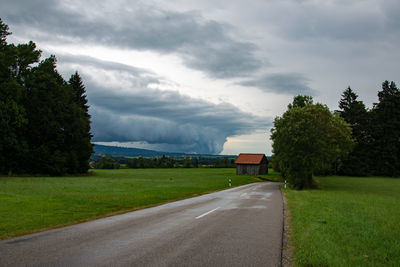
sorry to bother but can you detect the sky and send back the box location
[2,0,399,155]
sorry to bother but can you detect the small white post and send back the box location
[229,178,232,187]
[284,180,287,189]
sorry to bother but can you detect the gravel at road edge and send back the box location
[281,189,292,267]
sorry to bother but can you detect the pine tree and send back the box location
[69,71,89,112]
[370,81,400,176]
[0,18,10,46]
[68,72,93,173]
[337,87,371,176]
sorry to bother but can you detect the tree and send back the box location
[69,71,89,112]
[287,95,313,109]
[23,56,73,175]
[95,156,120,169]
[0,19,41,174]
[0,18,10,46]
[0,18,93,175]
[139,156,146,168]
[337,87,371,176]
[68,72,93,173]
[271,97,354,189]
[184,156,192,168]
[193,157,199,168]
[370,81,400,176]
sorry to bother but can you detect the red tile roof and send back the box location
[235,153,266,164]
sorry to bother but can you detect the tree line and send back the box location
[271,81,400,189]
[93,155,236,169]
[337,82,400,177]
[0,19,92,175]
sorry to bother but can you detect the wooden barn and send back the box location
[235,153,268,175]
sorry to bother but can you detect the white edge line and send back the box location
[195,207,220,219]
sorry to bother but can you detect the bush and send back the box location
[95,156,120,169]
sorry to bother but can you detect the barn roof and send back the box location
[235,153,266,164]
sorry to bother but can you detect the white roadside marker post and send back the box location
[229,178,232,187]
[284,180,287,189]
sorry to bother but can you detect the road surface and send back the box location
[0,182,283,266]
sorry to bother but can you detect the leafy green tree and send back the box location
[0,18,93,175]
[287,95,313,109]
[184,156,192,168]
[139,156,146,168]
[23,56,72,175]
[214,159,222,168]
[223,157,229,167]
[370,81,400,176]
[337,87,371,175]
[0,19,40,174]
[271,97,354,189]
[95,156,120,169]
[127,158,138,168]
[193,157,199,168]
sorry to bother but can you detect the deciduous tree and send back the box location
[271,97,354,189]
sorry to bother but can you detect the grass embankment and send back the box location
[284,176,400,266]
[0,168,281,240]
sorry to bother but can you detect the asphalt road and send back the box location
[0,182,283,267]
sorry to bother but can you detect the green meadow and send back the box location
[0,168,280,240]
[284,176,400,266]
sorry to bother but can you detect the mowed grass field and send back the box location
[0,168,280,240]
[283,176,400,266]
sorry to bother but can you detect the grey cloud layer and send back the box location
[59,55,268,154]
[1,0,319,93]
[284,1,400,42]
[239,73,314,95]
[2,0,261,79]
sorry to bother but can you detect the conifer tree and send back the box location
[370,81,400,176]
[68,72,93,173]
[337,87,371,175]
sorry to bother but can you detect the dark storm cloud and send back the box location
[59,55,269,154]
[1,0,262,78]
[239,73,314,95]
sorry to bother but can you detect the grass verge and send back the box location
[283,176,400,266]
[0,168,281,240]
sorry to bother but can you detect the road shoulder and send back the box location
[281,187,293,267]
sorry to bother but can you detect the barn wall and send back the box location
[236,164,260,175]
[259,158,268,174]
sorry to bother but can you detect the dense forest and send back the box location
[337,83,400,177]
[0,19,92,175]
[93,155,236,169]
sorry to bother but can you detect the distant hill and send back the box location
[93,144,185,158]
